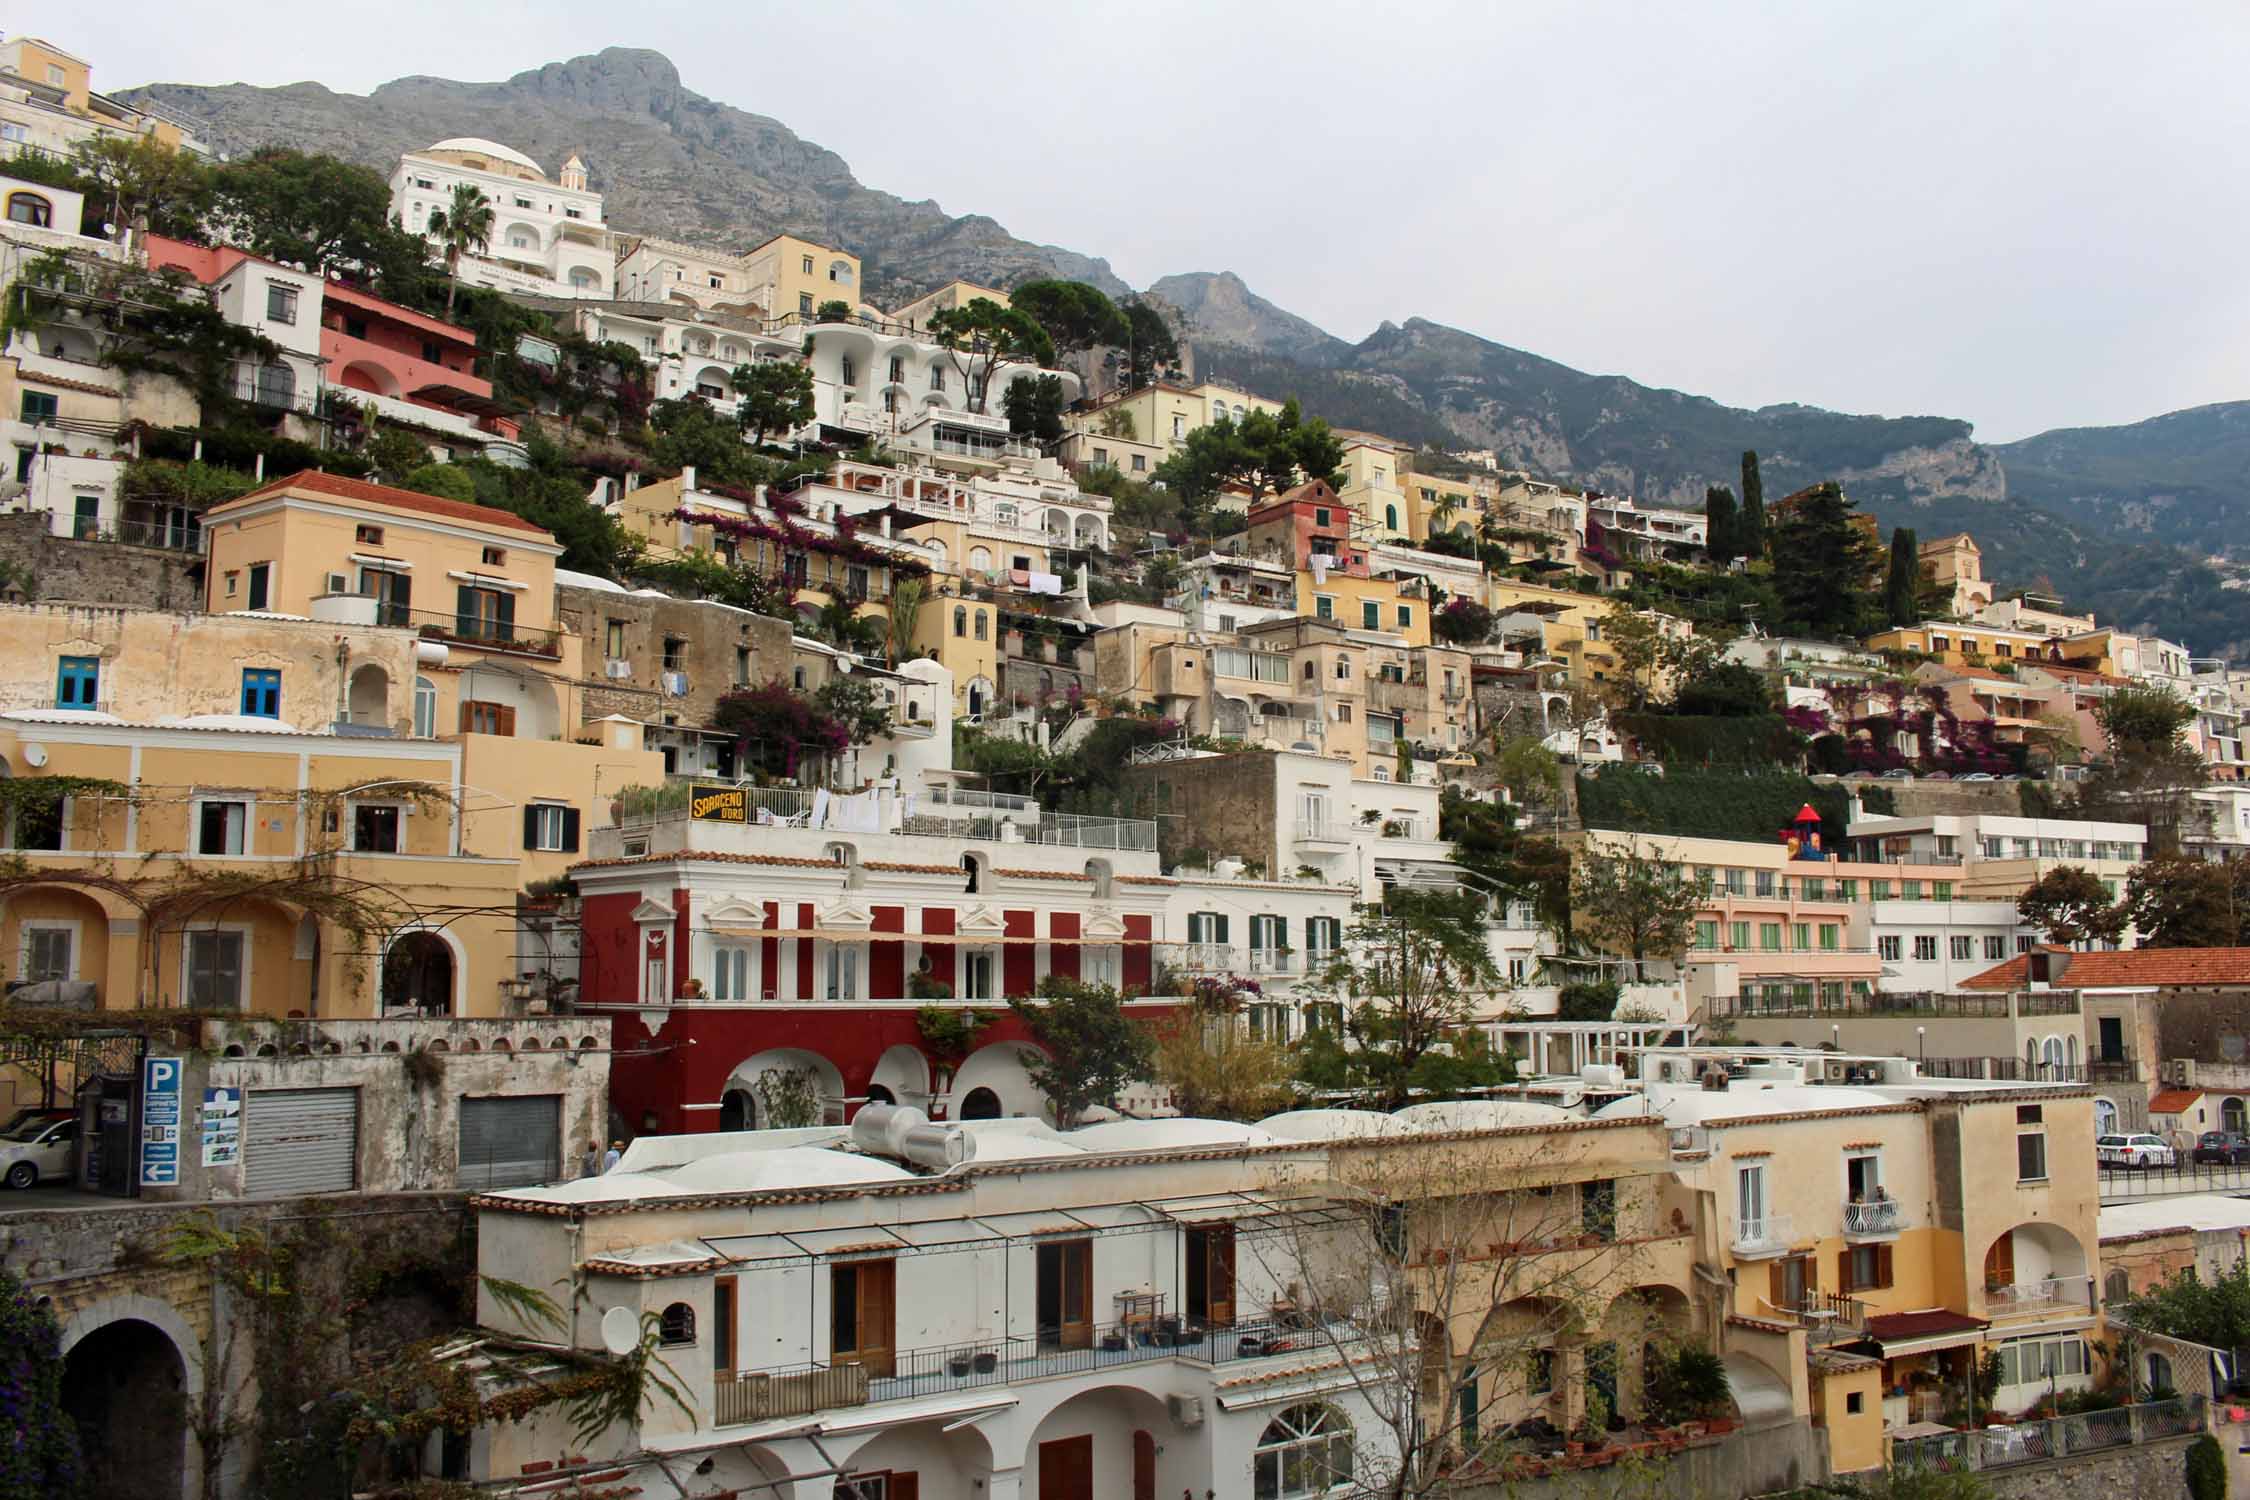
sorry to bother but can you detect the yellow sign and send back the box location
[689,784,748,823]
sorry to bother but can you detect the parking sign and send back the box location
[140,1056,182,1186]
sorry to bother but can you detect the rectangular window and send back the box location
[1315,596,1333,620]
[605,620,626,657]
[1754,870,1776,897]
[713,1275,737,1374]
[1728,921,1749,949]
[1396,604,1411,628]
[453,584,515,644]
[1695,920,1718,950]
[1935,881,1953,901]
[1914,935,1938,961]
[1792,923,1810,950]
[1187,912,1229,945]
[1361,600,1379,630]
[247,562,270,611]
[266,283,298,324]
[197,800,247,856]
[355,524,385,546]
[1870,880,1893,900]
[1902,880,1923,901]
[1878,936,1902,961]
[1819,925,1839,951]
[524,804,578,852]
[1582,1178,1617,1241]
[1759,923,1782,951]
[1130,453,1146,472]
[2017,1132,2047,1182]
[1841,1244,1894,1293]
[239,668,280,718]
[711,946,751,1001]
[20,389,60,424]
[1951,936,1973,961]
[460,700,516,736]
[353,804,401,854]
[482,546,507,567]
[1836,880,1858,901]
[185,930,246,1009]
[55,655,97,708]
[24,926,71,981]
[1985,935,2007,960]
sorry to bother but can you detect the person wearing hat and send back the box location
[603,1140,624,1173]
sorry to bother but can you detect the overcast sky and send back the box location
[52,0,2250,441]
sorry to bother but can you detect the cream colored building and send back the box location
[610,234,769,315]
[0,36,208,158]
[889,278,1013,332]
[740,233,866,322]
[1063,379,1280,454]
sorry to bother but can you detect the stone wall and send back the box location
[554,582,795,730]
[1118,751,1280,872]
[1456,1419,1828,1500]
[1975,1431,2199,1500]
[2153,990,2250,1071]
[1853,778,2030,820]
[0,511,203,610]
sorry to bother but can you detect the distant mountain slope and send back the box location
[1146,271,1349,364]
[1993,401,2250,560]
[120,48,1125,306]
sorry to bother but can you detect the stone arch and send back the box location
[381,924,464,1016]
[61,1296,205,1500]
[952,1040,1043,1121]
[347,661,390,729]
[958,1086,1003,1120]
[831,1413,996,1498]
[727,1048,845,1127]
[2224,1096,2247,1135]
[502,222,543,254]
[1601,1285,1694,1419]
[869,1043,931,1105]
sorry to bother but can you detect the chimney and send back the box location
[681,464,696,494]
[2027,950,2072,987]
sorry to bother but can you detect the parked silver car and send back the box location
[2096,1132,2177,1169]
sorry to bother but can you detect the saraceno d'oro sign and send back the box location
[690,784,748,823]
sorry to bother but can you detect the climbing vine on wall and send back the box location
[0,1266,83,1500]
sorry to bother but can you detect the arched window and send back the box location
[5,192,52,228]
[2147,1350,2175,1395]
[828,259,855,284]
[2227,1097,2248,1135]
[1385,504,1399,531]
[256,361,297,409]
[1255,1404,1354,1498]
[2104,1268,2130,1305]
[658,1302,695,1346]
[954,606,968,638]
[959,1086,1002,1119]
[507,227,537,251]
[413,676,437,737]
[974,612,988,642]
[969,546,992,573]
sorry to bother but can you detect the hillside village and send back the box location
[10,31,2250,1500]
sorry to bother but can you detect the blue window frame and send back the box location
[55,656,97,708]
[240,669,280,719]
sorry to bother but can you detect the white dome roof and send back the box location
[1258,1109,1404,1141]
[1390,1099,1575,1132]
[1593,1083,1896,1126]
[427,138,545,176]
[1064,1119,1277,1153]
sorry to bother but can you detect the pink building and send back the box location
[1245,479,1366,574]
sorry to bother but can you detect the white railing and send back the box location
[1247,949,1297,976]
[1294,822,1350,844]
[1173,942,1240,972]
[1985,1275,2090,1316]
[331,383,489,439]
[1731,1213,1793,1256]
[1842,1199,1903,1237]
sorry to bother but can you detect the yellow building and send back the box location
[1062,380,1280,453]
[740,233,864,322]
[1918,533,1991,618]
[1334,434,1409,534]
[1866,620,2059,669]
[0,36,206,155]
[199,470,663,887]
[1299,567,1433,648]
[889,279,1012,333]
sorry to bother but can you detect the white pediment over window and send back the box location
[1080,913,1128,942]
[821,901,874,932]
[955,904,1007,937]
[705,898,766,935]
[629,898,674,925]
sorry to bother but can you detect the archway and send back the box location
[726,1048,846,1128]
[719,1088,754,1132]
[381,930,457,1015]
[953,1040,1044,1120]
[869,1044,931,1107]
[347,663,390,729]
[62,1319,187,1500]
[338,361,401,398]
[2094,1097,2119,1136]
[959,1086,1002,1120]
[2226,1097,2247,1135]
[1027,1385,1178,1500]
[864,1084,896,1106]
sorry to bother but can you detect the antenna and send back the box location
[600,1305,640,1356]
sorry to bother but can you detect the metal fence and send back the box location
[1890,1395,2204,1473]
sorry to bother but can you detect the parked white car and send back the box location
[2097,1132,2177,1169]
[0,1109,77,1189]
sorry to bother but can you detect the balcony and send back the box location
[405,608,562,660]
[1172,942,1241,972]
[1731,1213,1793,1260]
[632,781,1158,853]
[713,1317,1345,1429]
[1842,1198,1903,1240]
[1247,949,1297,976]
[1293,822,1351,850]
[1775,1288,1871,1345]
[1984,1274,2092,1319]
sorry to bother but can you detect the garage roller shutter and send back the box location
[245,1088,359,1196]
[459,1095,560,1190]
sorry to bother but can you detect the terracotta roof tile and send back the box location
[1963,947,2250,990]
[1866,1310,1987,1341]
[860,860,963,875]
[570,852,842,873]
[2149,1090,2205,1114]
[996,868,1093,882]
[219,469,551,536]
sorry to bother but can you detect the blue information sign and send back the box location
[140,1056,183,1186]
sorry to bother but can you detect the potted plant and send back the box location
[1570,1391,1607,1455]
[947,1348,973,1378]
[972,1347,998,1374]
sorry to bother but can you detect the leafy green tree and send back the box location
[360,422,433,484]
[0,1265,83,1498]
[1670,658,1775,717]
[1702,484,1738,563]
[1884,526,1922,626]
[73,132,211,242]
[401,462,476,502]
[2080,686,2207,853]
[814,298,855,323]
[426,181,494,315]
[2188,1433,2227,1500]
[1768,481,1881,640]
[2016,865,2128,948]
[1152,414,1254,508]
[1002,372,1068,446]
[2126,854,2244,948]
[1300,890,1504,1110]
[1738,449,1767,557]
[1151,397,1341,509]
[928,298,1056,413]
[449,438,639,578]
[1601,601,1672,711]
[647,397,763,487]
[814,674,892,745]
[1120,297,1180,389]
[1570,841,1704,979]
[1555,980,1621,1022]
[1007,976,1157,1127]
[208,148,420,279]
[730,359,815,447]
[1008,279,1128,379]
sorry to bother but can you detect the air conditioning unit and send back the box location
[325,572,350,594]
[1167,1394,1205,1428]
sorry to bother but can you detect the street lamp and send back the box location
[1917,1025,1927,1064]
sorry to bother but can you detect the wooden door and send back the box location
[1985,1233,2016,1290]
[1187,1224,1237,1327]
[1133,1430,1155,1500]
[1037,1239,1094,1349]
[1037,1435,1093,1500]
[832,1258,896,1377]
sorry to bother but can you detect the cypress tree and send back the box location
[1703,485,1738,562]
[1884,526,1921,625]
[1739,450,1766,558]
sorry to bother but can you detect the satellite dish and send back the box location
[22,743,46,767]
[599,1305,640,1356]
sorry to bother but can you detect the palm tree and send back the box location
[426,183,494,316]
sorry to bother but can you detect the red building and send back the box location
[1246,479,1368,575]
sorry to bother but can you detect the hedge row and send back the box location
[1577,765,1854,844]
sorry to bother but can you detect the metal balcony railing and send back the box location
[1731,1213,1793,1256]
[404,608,563,659]
[1984,1275,2092,1316]
[1842,1199,1903,1237]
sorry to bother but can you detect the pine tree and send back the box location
[1884,526,1921,625]
[1770,481,1881,639]
[1739,450,1767,558]
[1703,485,1738,563]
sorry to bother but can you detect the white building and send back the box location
[563,301,800,416]
[390,139,614,298]
[612,234,768,314]
[798,309,1081,449]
